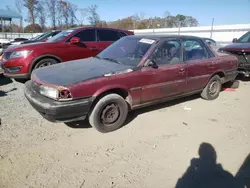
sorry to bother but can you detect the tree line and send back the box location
[4,0,199,33]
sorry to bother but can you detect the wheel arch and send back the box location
[210,71,226,83]
[91,87,133,111]
[29,54,62,73]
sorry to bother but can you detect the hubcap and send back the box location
[100,103,120,125]
[37,62,53,68]
[209,80,219,96]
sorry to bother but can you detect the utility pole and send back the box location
[210,18,214,38]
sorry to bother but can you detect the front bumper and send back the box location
[1,56,31,79]
[24,80,94,123]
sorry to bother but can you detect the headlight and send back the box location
[39,85,72,101]
[9,50,33,59]
[40,85,59,99]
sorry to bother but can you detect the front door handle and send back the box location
[179,68,185,72]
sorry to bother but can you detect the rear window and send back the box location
[97,29,121,41]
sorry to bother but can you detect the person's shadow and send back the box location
[235,153,250,188]
[175,142,241,188]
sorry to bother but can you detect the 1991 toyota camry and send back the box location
[24,35,238,133]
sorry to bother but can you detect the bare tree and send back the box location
[56,0,69,29]
[79,8,88,26]
[185,16,199,27]
[23,0,39,25]
[68,2,78,26]
[46,0,57,29]
[131,13,140,29]
[87,5,100,26]
[15,0,23,14]
[37,1,46,31]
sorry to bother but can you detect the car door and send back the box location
[96,29,122,52]
[140,39,187,103]
[65,29,99,60]
[183,38,217,92]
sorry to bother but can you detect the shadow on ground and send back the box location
[0,74,13,86]
[236,74,250,82]
[124,94,199,125]
[175,142,250,188]
[65,120,92,129]
[65,94,199,129]
[0,74,17,97]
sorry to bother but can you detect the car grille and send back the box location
[3,52,12,60]
[225,51,250,68]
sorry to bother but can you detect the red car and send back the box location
[0,27,134,79]
[218,31,250,77]
[24,35,238,133]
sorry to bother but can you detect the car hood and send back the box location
[32,57,135,86]
[5,41,57,52]
[221,43,250,51]
[21,40,39,44]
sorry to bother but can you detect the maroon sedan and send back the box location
[24,35,238,133]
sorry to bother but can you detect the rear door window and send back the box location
[97,29,121,41]
[183,39,209,61]
[73,29,96,42]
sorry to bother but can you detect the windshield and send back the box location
[97,37,155,66]
[31,33,47,41]
[47,29,77,42]
[236,31,250,43]
[39,31,61,40]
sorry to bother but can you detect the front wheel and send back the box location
[89,94,128,133]
[201,75,222,100]
[34,58,58,69]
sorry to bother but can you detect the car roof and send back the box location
[203,37,216,41]
[68,26,133,33]
[125,35,204,41]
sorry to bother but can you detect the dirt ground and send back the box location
[0,76,250,188]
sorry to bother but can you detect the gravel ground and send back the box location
[0,76,250,188]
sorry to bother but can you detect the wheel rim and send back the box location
[100,103,120,125]
[36,61,53,69]
[209,80,220,96]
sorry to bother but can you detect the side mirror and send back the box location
[232,38,237,43]
[147,59,158,69]
[70,37,80,44]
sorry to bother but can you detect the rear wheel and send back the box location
[34,58,58,69]
[201,75,222,100]
[89,94,128,133]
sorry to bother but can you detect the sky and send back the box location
[1,0,250,26]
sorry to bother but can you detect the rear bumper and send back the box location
[24,80,94,123]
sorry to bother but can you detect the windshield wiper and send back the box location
[101,57,123,65]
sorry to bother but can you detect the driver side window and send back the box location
[151,40,182,66]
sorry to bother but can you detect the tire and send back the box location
[201,75,222,100]
[34,58,58,69]
[89,94,128,133]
